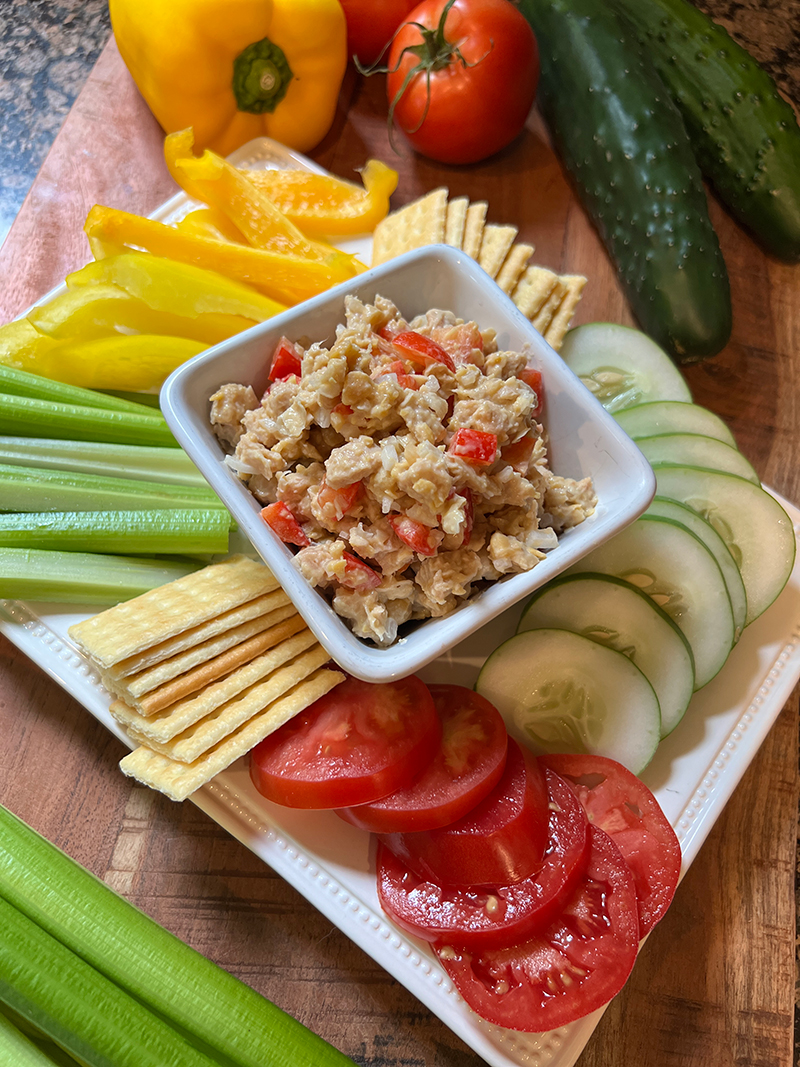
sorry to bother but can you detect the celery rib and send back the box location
[0,805,357,1067]
[0,509,232,555]
[0,1007,81,1067]
[0,362,161,417]
[0,548,201,603]
[0,464,224,512]
[0,895,223,1067]
[0,436,207,487]
[0,394,177,448]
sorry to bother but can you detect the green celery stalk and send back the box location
[0,895,224,1067]
[0,548,201,603]
[0,805,357,1067]
[0,436,207,486]
[0,463,224,512]
[0,363,161,417]
[0,509,232,555]
[0,394,177,448]
[0,1007,82,1067]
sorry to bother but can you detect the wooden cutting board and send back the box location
[0,36,797,1067]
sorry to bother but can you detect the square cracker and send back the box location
[477,224,518,280]
[371,188,448,266]
[122,643,333,763]
[118,668,344,801]
[543,275,588,351]
[495,243,535,295]
[462,201,487,259]
[110,628,321,743]
[106,589,293,685]
[531,277,568,333]
[69,555,278,669]
[444,196,469,248]
[511,266,560,319]
[114,612,308,715]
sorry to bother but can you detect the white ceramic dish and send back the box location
[160,243,656,682]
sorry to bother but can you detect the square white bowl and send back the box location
[161,244,655,682]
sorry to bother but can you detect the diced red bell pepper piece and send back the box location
[391,331,456,373]
[374,359,421,390]
[447,427,498,466]
[261,501,310,547]
[502,434,536,472]
[519,366,544,419]
[389,515,439,557]
[341,551,382,590]
[317,479,362,521]
[269,336,303,380]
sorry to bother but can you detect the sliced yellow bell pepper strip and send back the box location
[0,319,62,373]
[109,0,347,157]
[176,208,246,244]
[66,252,285,321]
[241,159,399,237]
[164,128,359,273]
[27,283,259,346]
[84,206,362,306]
[30,334,207,392]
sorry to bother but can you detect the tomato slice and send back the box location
[376,767,590,950]
[539,754,682,936]
[249,675,441,809]
[447,428,498,466]
[391,330,456,372]
[378,739,550,887]
[260,501,310,547]
[435,826,640,1032]
[269,336,303,380]
[337,685,508,833]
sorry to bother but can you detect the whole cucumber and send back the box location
[518,0,731,363]
[609,0,800,261]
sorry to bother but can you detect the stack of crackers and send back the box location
[371,188,586,351]
[68,555,344,802]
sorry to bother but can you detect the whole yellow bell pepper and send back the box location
[109,0,348,157]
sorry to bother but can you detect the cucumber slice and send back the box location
[476,628,661,774]
[635,433,759,484]
[614,400,737,448]
[567,514,734,688]
[559,322,692,413]
[652,465,796,625]
[646,496,748,641]
[518,573,694,737]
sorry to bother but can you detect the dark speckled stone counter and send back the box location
[0,0,110,245]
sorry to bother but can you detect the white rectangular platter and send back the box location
[1,488,799,1067]
[4,136,800,1066]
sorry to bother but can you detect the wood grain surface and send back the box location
[0,36,798,1067]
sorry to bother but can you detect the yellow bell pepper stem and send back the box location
[27,283,259,346]
[66,252,285,321]
[84,206,360,306]
[241,159,399,237]
[164,128,357,269]
[38,334,207,392]
[109,0,347,157]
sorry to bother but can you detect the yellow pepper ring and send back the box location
[233,38,293,114]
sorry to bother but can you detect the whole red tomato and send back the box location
[339,0,420,65]
[385,0,539,165]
